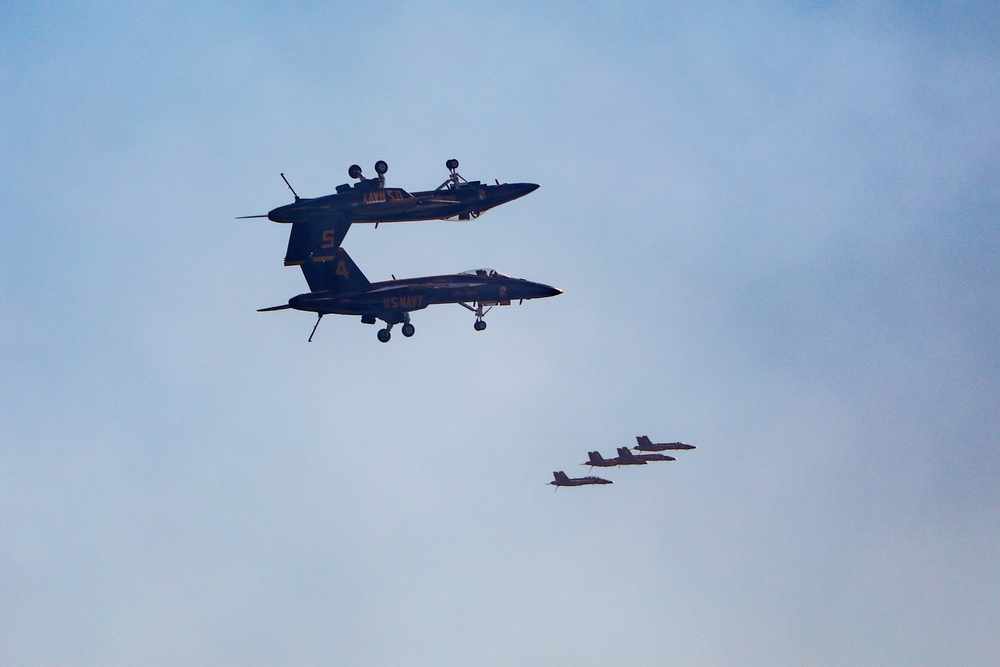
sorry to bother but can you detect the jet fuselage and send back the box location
[634,436,696,451]
[268,181,539,225]
[287,271,561,322]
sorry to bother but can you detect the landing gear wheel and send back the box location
[377,328,391,343]
[474,320,487,332]
[401,323,415,337]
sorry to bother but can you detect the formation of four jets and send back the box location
[550,435,696,488]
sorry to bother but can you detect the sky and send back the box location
[1,2,998,665]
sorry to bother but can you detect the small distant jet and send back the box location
[550,471,612,487]
[634,435,696,451]
[617,446,675,463]
[584,450,647,468]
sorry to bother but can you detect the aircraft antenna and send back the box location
[280,173,300,201]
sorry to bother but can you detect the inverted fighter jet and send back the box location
[259,247,562,342]
[549,471,612,487]
[634,435,696,451]
[241,159,538,266]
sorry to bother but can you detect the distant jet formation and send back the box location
[617,446,675,463]
[550,471,612,487]
[634,435,696,451]
[552,435,695,487]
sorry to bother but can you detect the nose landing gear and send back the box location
[460,301,492,332]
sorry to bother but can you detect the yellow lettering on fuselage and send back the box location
[362,190,384,205]
[382,295,425,309]
[362,189,408,205]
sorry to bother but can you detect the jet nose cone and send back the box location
[501,182,540,201]
[519,281,562,299]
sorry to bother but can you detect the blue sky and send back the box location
[2,2,998,665]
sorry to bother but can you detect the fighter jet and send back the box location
[584,450,648,468]
[549,471,612,487]
[617,446,675,463]
[634,435,696,451]
[259,247,562,342]
[241,160,539,266]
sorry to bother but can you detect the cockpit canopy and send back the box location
[459,268,510,279]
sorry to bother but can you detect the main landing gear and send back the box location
[376,316,415,343]
[437,158,470,190]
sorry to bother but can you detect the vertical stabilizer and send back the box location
[301,248,370,293]
[284,218,352,266]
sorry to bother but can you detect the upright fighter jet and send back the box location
[634,435,696,451]
[549,471,612,487]
[259,247,561,342]
[617,447,675,463]
[583,450,648,468]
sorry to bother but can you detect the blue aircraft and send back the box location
[583,450,648,468]
[259,248,562,343]
[241,159,538,266]
[634,435,696,451]
[617,446,675,463]
[549,471,612,487]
